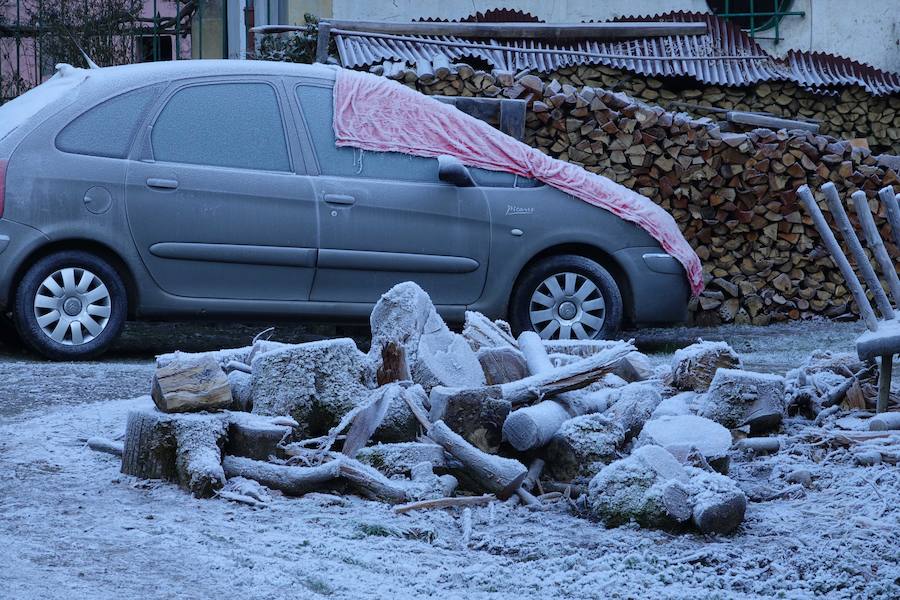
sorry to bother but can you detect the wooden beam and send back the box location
[315,21,332,64]
[726,111,819,133]
[321,20,708,41]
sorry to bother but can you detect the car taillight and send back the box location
[0,159,6,218]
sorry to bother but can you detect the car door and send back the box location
[125,78,318,301]
[292,82,491,306]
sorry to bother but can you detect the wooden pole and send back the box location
[878,354,893,414]
[879,186,900,259]
[798,185,878,331]
[822,183,894,320]
[850,190,900,313]
[315,21,331,64]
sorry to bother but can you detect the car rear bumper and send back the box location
[613,247,691,326]
[0,218,49,311]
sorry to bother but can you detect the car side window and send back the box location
[296,85,439,182]
[56,85,161,159]
[152,82,291,172]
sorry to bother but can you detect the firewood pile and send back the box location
[367,62,900,327]
[90,282,900,536]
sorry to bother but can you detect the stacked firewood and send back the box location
[102,282,850,535]
[369,61,900,326]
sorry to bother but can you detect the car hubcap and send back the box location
[33,267,112,346]
[528,272,606,340]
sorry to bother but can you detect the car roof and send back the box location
[72,60,339,93]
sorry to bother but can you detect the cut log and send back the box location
[121,403,229,497]
[222,455,340,496]
[151,355,232,413]
[477,346,528,384]
[227,370,253,412]
[426,420,527,499]
[357,442,448,476]
[545,413,625,481]
[868,412,900,431]
[87,437,124,457]
[338,457,409,503]
[225,413,293,461]
[670,341,742,392]
[428,386,511,453]
[701,369,786,432]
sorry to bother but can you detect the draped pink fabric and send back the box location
[332,68,704,295]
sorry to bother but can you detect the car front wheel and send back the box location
[13,251,127,360]
[509,254,623,341]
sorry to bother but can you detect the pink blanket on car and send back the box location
[332,69,704,295]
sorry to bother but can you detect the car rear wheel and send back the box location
[13,251,127,360]
[509,254,623,341]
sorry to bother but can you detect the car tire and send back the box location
[509,254,623,341]
[13,251,127,360]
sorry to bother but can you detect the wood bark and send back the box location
[222,456,340,496]
[122,405,228,498]
[426,420,527,499]
[151,355,233,413]
[376,342,411,386]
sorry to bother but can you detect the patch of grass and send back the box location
[301,576,334,597]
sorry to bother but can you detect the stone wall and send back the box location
[372,61,900,325]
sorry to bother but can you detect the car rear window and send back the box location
[56,85,161,159]
[152,82,291,172]
[296,85,441,182]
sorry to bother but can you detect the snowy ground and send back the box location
[2,320,899,599]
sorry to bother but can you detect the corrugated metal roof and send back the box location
[334,11,900,97]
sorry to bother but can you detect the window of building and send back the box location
[140,36,175,62]
[707,0,801,42]
[152,82,291,171]
[56,86,162,159]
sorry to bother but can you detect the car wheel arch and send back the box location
[510,243,634,326]
[8,240,138,319]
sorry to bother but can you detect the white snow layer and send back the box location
[2,398,899,599]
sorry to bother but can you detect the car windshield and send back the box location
[0,65,88,143]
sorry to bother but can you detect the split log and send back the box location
[151,355,232,413]
[498,339,635,405]
[121,404,229,497]
[462,311,517,351]
[222,455,340,496]
[477,346,528,384]
[428,386,511,453]
[426,420,527,499]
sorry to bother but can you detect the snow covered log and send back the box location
[225,413,293,461]
[368,282,485,392]
[462,311,517,351]
[868,412,900,431]
[356,442,448,476]
[503,390,611,452]
[635,415,732,474]
[477,346,528,385]
[604,382,664,440]
[222,456,340,496]
[545,413,626,481]
[498,340,636,405]
[670,341,742,392]
[701,369,786,432]
[428,386,511,453]
[586,445,694,529]
[121,403,229,498]
[151,355,232,414]
[251,338,372,437]
[227,370,253,412]
[427,420,527,499]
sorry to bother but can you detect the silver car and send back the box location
[0,61,689,360]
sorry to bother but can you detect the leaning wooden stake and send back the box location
[822,183,894,320]
[851,190,900,312]
[878,186,900,259]
[798,185,878,331]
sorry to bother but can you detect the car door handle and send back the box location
[323,194,356,206]
[146,178,179,190]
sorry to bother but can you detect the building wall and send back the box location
[331,0,900,73]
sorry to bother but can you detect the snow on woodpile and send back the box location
[69,282,900,594]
